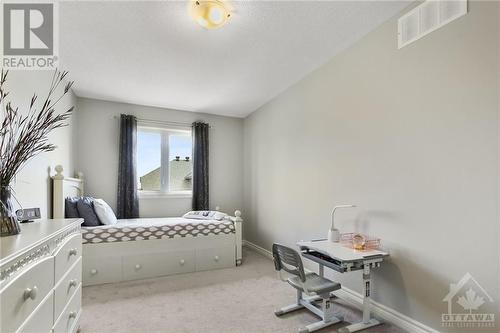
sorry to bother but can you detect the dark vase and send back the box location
[0,186,21,237]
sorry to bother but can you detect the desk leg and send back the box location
[340,265,381,333]
[362,265,372,324]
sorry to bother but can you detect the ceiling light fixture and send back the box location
[189,0,231,29]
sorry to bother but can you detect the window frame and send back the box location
[137,124,193,199]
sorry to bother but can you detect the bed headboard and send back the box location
[52,165,84,219]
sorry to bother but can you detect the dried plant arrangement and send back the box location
[0,69,74,236]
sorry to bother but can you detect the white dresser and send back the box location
[0,219,83,333]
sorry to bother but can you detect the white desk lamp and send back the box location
[328,204,356,242]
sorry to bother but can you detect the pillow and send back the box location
[65,197,80,218]
[213,211,228,221]
[77,197,101,226]
[183,210,227,221]
[93,199,117,225]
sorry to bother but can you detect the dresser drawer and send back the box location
[16,292,53,333]
[53,285,81,333]
[54,234,82,282]
[83,255,122,286]
[54,257,82,319]
[123,250,195,280]
[0,256,54,333]
[195,247,235,271]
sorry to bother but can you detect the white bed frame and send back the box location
[52,165,243,286]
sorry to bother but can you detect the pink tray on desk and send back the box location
[340,233,381,251]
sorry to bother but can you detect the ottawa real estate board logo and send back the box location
[1,1,58,69]
[442,273,495,329]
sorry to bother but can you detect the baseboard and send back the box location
[242,240,273,260]
[243,240,440,333]
[334,288,441,333]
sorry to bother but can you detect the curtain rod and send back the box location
[113,116,212,128]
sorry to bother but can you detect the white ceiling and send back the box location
[60,1,409,118]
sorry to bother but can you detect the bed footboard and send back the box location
[230,210,243,265]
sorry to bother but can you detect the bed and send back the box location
[81,217,236,244]
[52,165,243,286]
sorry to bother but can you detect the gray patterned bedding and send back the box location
[81,217,235,244]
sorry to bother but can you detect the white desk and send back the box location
[297,240,389,333]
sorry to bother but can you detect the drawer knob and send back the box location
[90,269,98,275]
[69,311,77,319]
[69,248,78,256]
[214,255,220,262]
[69,279,78,288]
[135,264,142,270]
[23,286,38,301]
[179,259,185,266]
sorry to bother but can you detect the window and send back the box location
[137,125,192,197]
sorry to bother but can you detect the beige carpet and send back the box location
[81,248,406,333]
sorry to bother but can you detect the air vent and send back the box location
[398,0,467,49]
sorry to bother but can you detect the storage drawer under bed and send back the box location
[123,250,195,280]
[82,255,122,286]
[195,246,235,271]
[81,234,237,285]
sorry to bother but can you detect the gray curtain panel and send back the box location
[192,122,209,210]
[117,114,139,219]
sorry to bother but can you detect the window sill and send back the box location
[138,191,192,199]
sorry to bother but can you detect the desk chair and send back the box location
[272,243,344,333]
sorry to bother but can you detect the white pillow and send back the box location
[183,210,227,221]
[93,199,118,225]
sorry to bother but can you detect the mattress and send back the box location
[81,217,235,244]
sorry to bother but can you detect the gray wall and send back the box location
[6,71,77,219]
[75,97,243,217]
[243,1,499,331]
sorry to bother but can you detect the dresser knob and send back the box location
[179,259,185,266]
[23,286,38,301]
[90,269,98,275]
[135,264,142,270]
[69,311,77,319]
[69,279,77,288]
[69,248,78,256]
[214,255,219,262]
